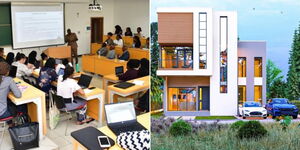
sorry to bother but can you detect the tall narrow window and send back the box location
[238,57,246,77]
[238,86,246,105]
[199,13,207,69]
[254,57,262,77]
[254,86,262,104]
[220,16,228,93]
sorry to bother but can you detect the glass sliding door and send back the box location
[160,47,193,69]
[168,88,196,111]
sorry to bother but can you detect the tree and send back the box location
[150,22,164,109]
[287,24,300,100]
[266,59,286,98]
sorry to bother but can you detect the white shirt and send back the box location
[113,39,123,47]
[12,61,33,78]
[55,63,73,74]
[57,75,81,102]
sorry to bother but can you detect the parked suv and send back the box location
[265,98,299,119]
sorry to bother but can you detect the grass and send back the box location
[151,112,164,119]
[195,116,237,120]
[152,123,300,150]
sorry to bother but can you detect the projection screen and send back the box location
[11,3,64,49]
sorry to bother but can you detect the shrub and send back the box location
[169,120,192,136]
[237,121,268,139]
[151,117,175,134]
[230,120,245,130]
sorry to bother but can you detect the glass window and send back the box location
[238,86,246,105]
[168,88,196,111]
[199,12,207,69]
[254,57,262,77]
[160,47,193,69]
[254,86,262,103]
[238,57,246,77]
[220,16,228,93]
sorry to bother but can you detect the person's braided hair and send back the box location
[0,62,10,84]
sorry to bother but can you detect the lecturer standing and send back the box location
[65,29,78,65]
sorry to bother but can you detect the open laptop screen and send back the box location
[115,66,124,75]
[105,102,136,124]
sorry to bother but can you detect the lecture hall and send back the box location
[0,0,150,149]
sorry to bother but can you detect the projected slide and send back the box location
[11,3,65,49]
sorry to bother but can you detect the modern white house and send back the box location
[156,8,266,116]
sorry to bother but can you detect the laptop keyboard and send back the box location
[110,123,146,135]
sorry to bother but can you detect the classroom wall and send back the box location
[113,0,149,38]
[1,0,149,57]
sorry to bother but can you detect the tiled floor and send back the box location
[0,57,107,150]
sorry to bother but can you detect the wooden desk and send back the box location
[8,78,46,140]
[72,113,150,150]
[107,76,150,103]
[102,74,119,103]
[115,47,149,60]
[82,55,127,76]
[78,88,105,127]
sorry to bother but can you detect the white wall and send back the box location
[210,11,238,116]
[1,0,149,57]
[113,0,149,37]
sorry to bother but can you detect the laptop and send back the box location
[57,68,64,76]
[55,59,62,65]
[105,102,147,136]
[8,66,17,78]
[34,61,40,69]
[114,82,135,89]
[77,74,93,89]
[115,66,124,76]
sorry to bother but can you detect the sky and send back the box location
[151,0,300,78]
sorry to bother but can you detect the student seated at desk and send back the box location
[106,45,116,59]
[6,52,15,66]
[56,58,72,74]
[37,58,58,94]
[114,34,123,47]
[0,62,22,125]
[97,43,108,56]
[135,90,149,113]
[28,51,38,66]
[41,53,48,67]
[125,27,133,36]
[118,59,140,81]
[118,45,130,61]
[57,67,93,125]
[114,25,123,35]
[138,58,149,77]
[12,53,34,79]
[133,36,141,48]
[135,27,143,38]
[0,48,5,62]
[144,37,150,49]
[105,32,114,46]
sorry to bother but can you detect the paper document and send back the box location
[133,80,144,85]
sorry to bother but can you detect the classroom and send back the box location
[0,0,150,149]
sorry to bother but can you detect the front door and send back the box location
[198,87,210,110]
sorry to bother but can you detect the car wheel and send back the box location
[263,117,267,119]
[293,115,298,119]
[239,115,242,117]
[272,116,276,119]
[242,117,246,119]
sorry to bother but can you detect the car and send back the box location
[265,98,299,119]
[239,101,267,119]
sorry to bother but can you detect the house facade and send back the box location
[156,8,266,116]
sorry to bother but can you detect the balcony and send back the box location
[159,47,193,70]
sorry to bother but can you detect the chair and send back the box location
[49,90,76,136]
[0,116,14,146]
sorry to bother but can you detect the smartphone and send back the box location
[88,87,96,90]
[98,136,111,148]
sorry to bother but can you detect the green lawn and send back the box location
[195,116,237,120]
[152,123,300,150]
[151,112,164,118]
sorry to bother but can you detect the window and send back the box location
[160,47,193,69]
[199,12,207,69]
[254,57,262,77]
[168,88,196,111]
[238,57,246,77]
[254,86,262,104]
[220,16,228,93]
[238,86,246,105]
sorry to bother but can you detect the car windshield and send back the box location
[244,102,261,107]
[273,99,288,104]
